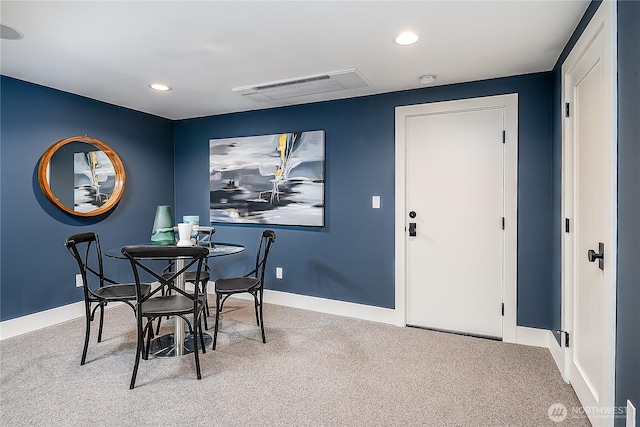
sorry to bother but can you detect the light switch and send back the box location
[372,195,381,209]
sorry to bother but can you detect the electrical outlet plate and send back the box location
[372,195,381,209]
[75,274,83,287]
[275,267,283,279]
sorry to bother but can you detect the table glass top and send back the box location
[104,242,245,259]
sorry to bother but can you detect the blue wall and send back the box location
[174,73,555,328]
[0,77,174,321]
[0,72,557,329]
[615,0,640,423]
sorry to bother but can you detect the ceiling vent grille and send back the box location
[232,68,369,102]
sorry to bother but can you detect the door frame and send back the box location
[394,94,518,343]
[561,0,617,419]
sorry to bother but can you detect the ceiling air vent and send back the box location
[232,68,370,102]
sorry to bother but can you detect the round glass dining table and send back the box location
[105,242,245,357]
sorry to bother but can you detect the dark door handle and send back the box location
[409,222,416,237]
[587,242,604,271]
[587,250,602,262]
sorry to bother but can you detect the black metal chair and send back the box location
[157,226,215,333]
[212,230,276,350]
[180,226,216,310]
[65,232,151,366]
[162,226,216,289]
[121,245,209,389]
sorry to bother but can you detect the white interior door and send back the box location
[403,99,512,339]
[562,2,616,426]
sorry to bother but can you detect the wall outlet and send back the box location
[372,195,381,209]
[628,400,636,427]
[275,267,283,279]
[75,274,83,287]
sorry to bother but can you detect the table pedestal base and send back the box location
[149,332,212,358]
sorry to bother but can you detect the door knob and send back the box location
[587,249,602,262]
[587,242,604,271]
[409,211,416,218]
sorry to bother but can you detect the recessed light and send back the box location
[149,83,171,91]
[419,75,437,84]
[394,31,419,46]
[1,24,23,40]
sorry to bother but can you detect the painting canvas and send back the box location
[209,130,325,226]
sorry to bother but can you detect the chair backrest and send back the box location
[162,226,215,274]
[196,226,216,248]
[65,232,108,296]
[166,225,216,246]
[252,230,276,283]
[121,245,209,302]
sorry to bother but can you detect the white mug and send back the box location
[176,223,193,246]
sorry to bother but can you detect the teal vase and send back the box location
[150,205,175,245]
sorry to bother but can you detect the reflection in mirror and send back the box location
[74,145,115,212]
[38,136,125,217]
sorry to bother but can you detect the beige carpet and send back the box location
[0,298,589,426]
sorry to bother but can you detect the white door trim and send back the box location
[395,94,518,343]
[561,0,617,422]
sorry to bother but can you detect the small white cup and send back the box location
[176,223,193,246]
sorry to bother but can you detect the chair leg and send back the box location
[193,315,202,380]
[202,280,211,317]
[130,317,144,390]
[178,315,194,334]
[213,293,222,350]
[253,292,260,326]
[198,314,206,354]
[155,285,170,335]
[202,291,209,331]
[81,310,91,366]
[144,321,153,360]
[97,303,105,343]
[130,347,142,389]
[155,316,162,335]
[259,289,266,344]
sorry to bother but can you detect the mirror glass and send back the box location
[38,136,126,217]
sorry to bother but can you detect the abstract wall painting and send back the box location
[209,130,325,227]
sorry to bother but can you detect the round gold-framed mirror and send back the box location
[38,136,126,217]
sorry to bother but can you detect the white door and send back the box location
[562,2,616,426]
[402,96,517,339]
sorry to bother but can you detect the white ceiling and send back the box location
[0,1,590,120]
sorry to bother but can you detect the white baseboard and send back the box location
[236,289,399,325]
[514,325,550,348]
[256,293,567,384]
[0,284,160,341]
[1,284,563,376]
[0,286,397,341]
[512,326,566,382]
[241,289,573,417]
[548,330,567,381]
[0,301,86,340]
